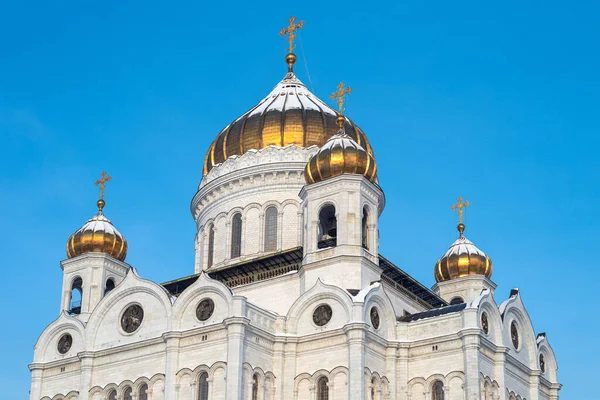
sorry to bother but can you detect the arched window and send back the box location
[207,225,215,268]
[107,390,117,400]
[318,205,337,249]
[483,381,491,400]
[432,381,444,400]
[104,278,115,296]
[122,386,133,400]
[69,277,83,315]
[371,377,376,400]
[362,206,369,250]
[198,372,209,400]
[317,376,329,400]
[264,206,278,252]
[138,383,148,400]
[450,297,464,305]
[231,213,242,258]
[252,373,259,400]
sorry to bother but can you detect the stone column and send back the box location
[282,341,298,400]
[459,329,481,400]
[396,345,409,400]
[494,347,508,400]
[163,333,182,400]
[345,323,367,399]
[224,316,249,400]
[297,211,303,247]
[29,366,43,400]
[78,351,94,400]
[529,372,540,400]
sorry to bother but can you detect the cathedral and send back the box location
[29,18,561,400]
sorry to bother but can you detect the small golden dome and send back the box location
[304,123,377,184]
[434,224,492,282]
[202,70,374,175]
[66,199,128,261]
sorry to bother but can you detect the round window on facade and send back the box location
[510,321,519,349]
[57,333,73,354]
[312,304,333,326]
[481,312,489,334]
[121,304,144,333]
[196,298,215,322]
[370,307,380,329]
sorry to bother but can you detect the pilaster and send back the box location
[78,351,94,400]
[459,329,481,400]
[224,316,250,400]
[163,333,181,400]
[344,323,368,398]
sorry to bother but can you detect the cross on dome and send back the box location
[95,171,111,200]
[330,82,352,129]
[451,196,470,225]
[279,16,305,54]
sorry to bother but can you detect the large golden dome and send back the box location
[66,199,128,261]
[202,71,374,174]
[434,223,492,282]
[304,118,377,184]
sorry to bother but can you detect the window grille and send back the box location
[231,213,242,258]
[207,226,215,268]
[317,376,329,400]
[198,372,209,400]
[264,206,278,252]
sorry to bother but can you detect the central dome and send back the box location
[203,72,374,174]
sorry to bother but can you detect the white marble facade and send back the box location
[30,93,560,400]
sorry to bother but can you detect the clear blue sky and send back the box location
[1,0,597,398]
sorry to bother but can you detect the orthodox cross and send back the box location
[95,171,112,200]
[280,16,305,53]
[330,82,352,115]
[451,196,470,224]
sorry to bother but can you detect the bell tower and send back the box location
[61,172,129,319]
[300,84,385,292]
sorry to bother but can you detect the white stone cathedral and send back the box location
[29,24,561,400]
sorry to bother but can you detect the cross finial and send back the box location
[330,82,352,129]
[451,196,470,225]
[95,171,112,201]
[280,16,305,54]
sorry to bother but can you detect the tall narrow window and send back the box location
[371,377,376,400]
[318,205,337,249]
[107,390,117,400]
[317,376,329,400]
[264,206,278,252]
[207,225,215,268]
[198,372,209,400]
[104,278,115,296]
[231,213,242,258]
[252,374,259,400]
[362,207,369,250]
[123,386,133,400]
[432,381,444,400]
[138,383,148,400]
[69,277,83,315]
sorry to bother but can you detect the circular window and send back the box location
[481,312,489,334]
[510,321,519,349]
[57,333,72,354]
[370,307,380,329]
[196,298,215,321]
[312,304,333,326]
[539,354,546,373]
[121,304,144,333]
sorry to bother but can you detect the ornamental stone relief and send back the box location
[57,333,72,354]
[196,298,215,321]
[121,304,144,333]
[312,304,333,326]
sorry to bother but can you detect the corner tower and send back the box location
[61,172,129,319]
[432,197,495,303]
[299,83,385,291]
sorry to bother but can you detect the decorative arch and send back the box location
[294,367,349,400]
[499,290,538,369]
[32,311,86,363]
[360,283,397,338]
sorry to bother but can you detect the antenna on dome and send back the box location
[279,16,305,72]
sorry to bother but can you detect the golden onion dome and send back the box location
[304,116,377,184]
[202,70,374,175]
[434,223,492,282]
[66,199,128,261]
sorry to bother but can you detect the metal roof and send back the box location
[397,303,466,322]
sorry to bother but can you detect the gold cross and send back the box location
[330,82,352,115]
[95,171,112,200]
[451,196,470,224]
[280,16,305,53]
